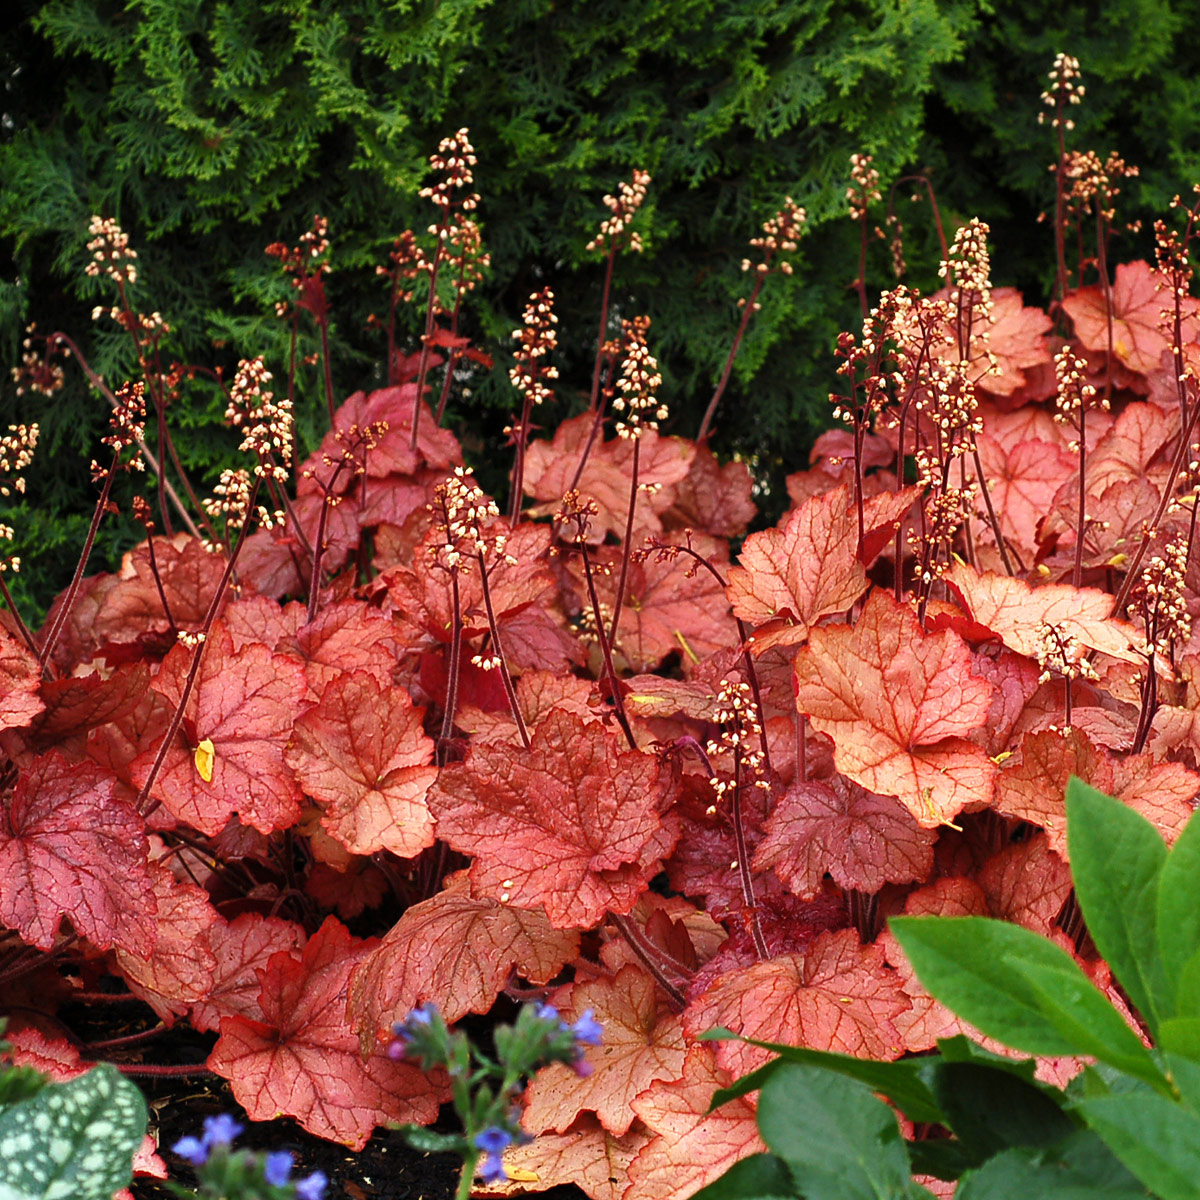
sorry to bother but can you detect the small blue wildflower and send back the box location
[170,1135,208,1166]
[295,1169,328,1200]
[202,1113,244,1147]
[478,1152,508,1184]
[570,1009,603,1046]
[474,1126,514,1155]
[263,1149,293,1186]
[533,1002,559,1023]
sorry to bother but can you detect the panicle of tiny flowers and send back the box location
[0,522,19,575]
[741,197,807,295]
[1063,149,1138,224]
[443,214,491,303]
[419,128,480,216]
[375,229,429,304]
[612,315,667,439]
[940,217,993,314]
[847,153,882,221]
[427,466,512,573]
[587,168,651,254]
[1038,52,1084,129]
[202,467,254,536]
[93,380,147,481]
[1053,346,1105,447]
[1127,535,1192,656]
[84,215,138,285]
[0,424,39,498]
[1035,620,1099,685]
[226,357,293,480]
[11,323,66,398]
[704,676,769,812]
[509,287,559,408]
[265,216,331,316]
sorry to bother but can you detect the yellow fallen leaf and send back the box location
[194,738,215,783]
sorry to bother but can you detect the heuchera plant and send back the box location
[1,55,1199,1198]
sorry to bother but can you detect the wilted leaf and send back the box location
[793,590,997,826]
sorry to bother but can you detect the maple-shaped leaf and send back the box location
[994,727,1199,857]
[625,1045,764,1200]
[190,913,307,1034]
[287,670,437,858]
[977,832,1072,937]
[522,414,695,543]
[579,535,735,672]
[31,663,150,742]
[663,444,757,538]
[970,433,1076,558]
[457,671,599,744]
[683,928,908,1079]
[793,590,996,827]
[209,916,443,1149]
[0,753,156,954]
[0,628,43,732]
[1082,400,1176,496]
[114,858,220,1022]
[1063,260,1200,376]
[482,1115,652,1200]
[428,710,679,928]
[346,870,578,1049]
[726,485,868,651]
[753,775,935,899]
[943,562,1144,667]
[130,624,310,835]
[971,287,1054,397]
[286,599,405,693]
[522,964,688,1137]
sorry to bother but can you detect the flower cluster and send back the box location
[586,169,651,254]
[741,197,806,295]
[225,357,293,481]
[11,324,66,398]
[613,315,667,439]
[170,1113,326,1199]
[1128,535,1192,657]
[705,676,769,810]
[847,153,882,221]
[1035,620,1100,686]
[428,466,513,573]
[386,1001,602,1187]
[1053,345,1107,450]
[509,287,559,409]
[0,424,39,498]
[1038,52,1084,130]
[93,381,147,482]
[265,216,331,319]
[84,215,138,285]
[420,128,480,216]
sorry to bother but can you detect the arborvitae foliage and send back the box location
[1,0,1197,613]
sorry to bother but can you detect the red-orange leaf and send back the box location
[792,590,997,826]
[0,753,155,954]
[683,928,908,1078]
[522,964,687,1137]
[346,870,578,1049]
[753,775,935,899]
[287,670,437,858]
[208,917,443,1149]
[428,710,679,928]
[0,628,43,732]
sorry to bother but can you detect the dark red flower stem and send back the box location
[590,247,617,412]
[608,913,687,1009]
[476,552,530,750]
[732,746,769,961]
[0,576,38,657]
[410,224,448,451]
[578,542,637,749]
[697,274,765,443]
[607,436,640,649]
[438,570,465,758]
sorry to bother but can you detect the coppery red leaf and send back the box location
[0,753,155,954]
[427,710,679,928]
[0,628,43,732]
[793,590,997,826]
[209,916,443,1149]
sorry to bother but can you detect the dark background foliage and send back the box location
[1,0,1197,618]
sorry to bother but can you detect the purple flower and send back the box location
[392,1003,437,1037]
[263,1150,293,1186]
[201,1113,244,1147]
[170,1135,208,1166]
[570,1010,603,1046]
[478,1152,508,1184]
[295,1169,328,1200]
[533,1002,559,1023]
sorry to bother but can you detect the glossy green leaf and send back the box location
[1164,1052,1200,1113]
[1157,808,1200,992]
[1159,1017,1200,1062]
[1066,776,1169,1032]
[757,1063,913,1200]
[689,1152,797,1200]
[1078,1091,1200,1200]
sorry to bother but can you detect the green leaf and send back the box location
[394,1125,467,1153]
[700,1029,942,1125]
[689,1152,797,1200]
[756,1063,913,1200]
[905,1137,978,1182]
[1175,946,1200,1020]
[0,1064,147,1200]
[1066,776,1169,1032]
[1078,1091,1200,1200]
[929,1061,1076,1162]
[1157,808,1200,992]
[954,1131,1150,1200]
[891,915,1097,1057]
[1164,1052,1200,1113]
[1160,1017,1200,1061]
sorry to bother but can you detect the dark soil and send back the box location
[54,994,588,1200]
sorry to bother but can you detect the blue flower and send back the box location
[201,1113,244,1148]
[478,1152,508,1184]
[474,1125,515,1155]
[392,1004,437,1037]
[295,1169,328,1200]
[263,1149,293,1186]
[533,1002,559,1023]
[170,1135,208,1166]
[570,1009,603,1046]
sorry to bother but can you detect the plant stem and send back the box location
[607,435,640,649]
[697,275,764,443]
[476,552,530,749]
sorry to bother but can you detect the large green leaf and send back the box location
[1066,777,1169,1032]
[689,1152,797,1200]
[1078,1091,1200,1200]
[756,1063,915,1200]
[1157,809,1200,991]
